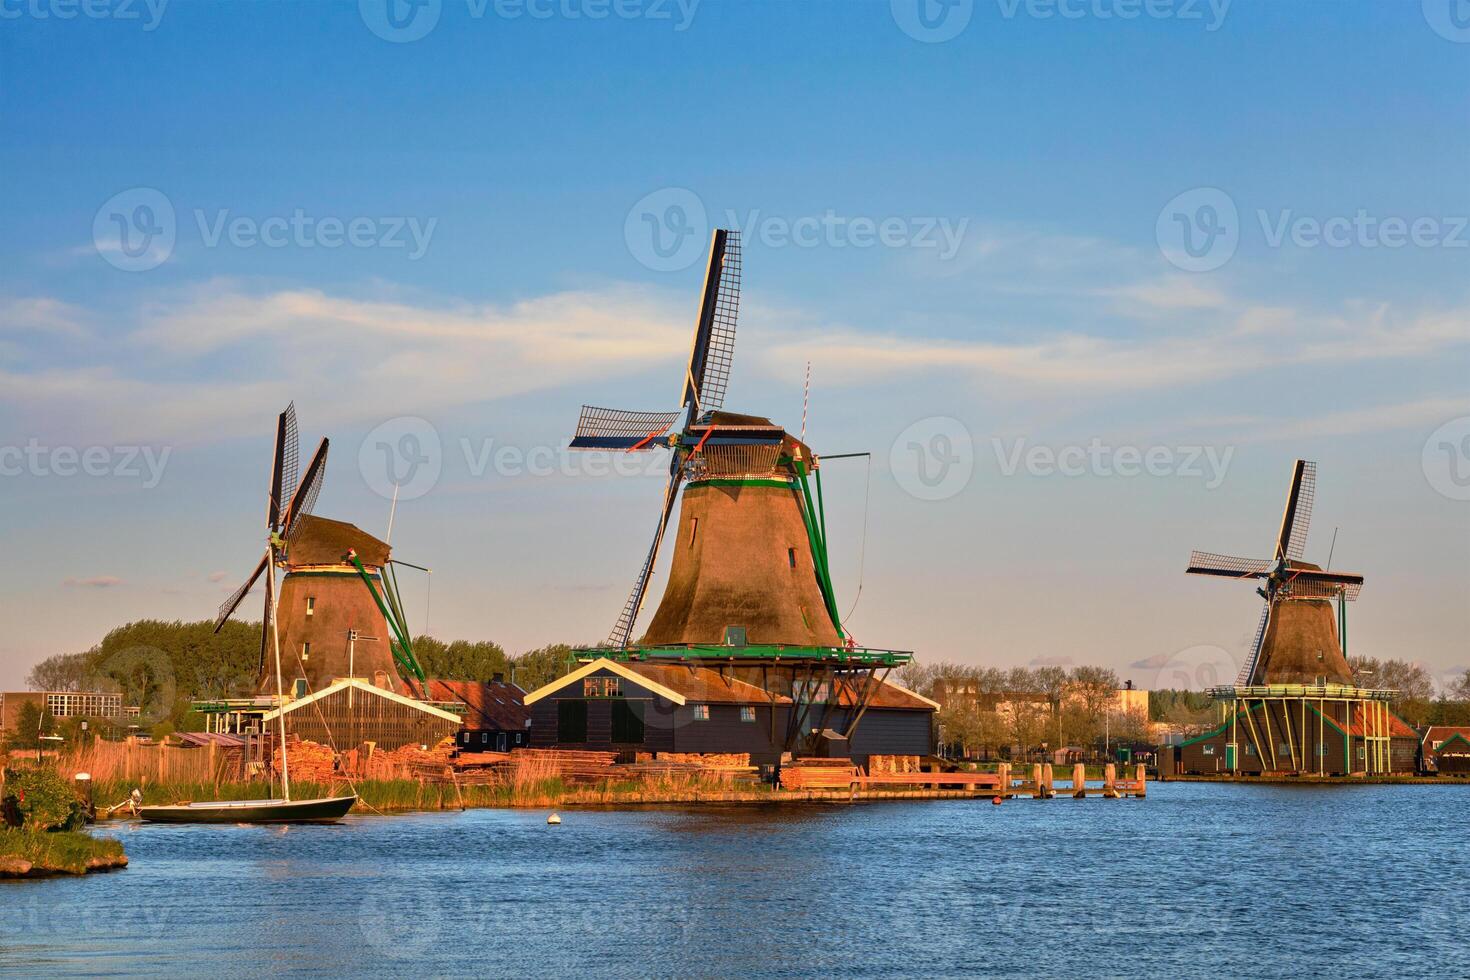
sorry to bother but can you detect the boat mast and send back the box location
[267,554,291,802]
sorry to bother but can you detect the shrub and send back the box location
[2,767,86,831]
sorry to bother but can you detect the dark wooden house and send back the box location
[425,678,531,754]
[1178,698,1418,776]
[1421,727,1470,775]
[524,659,936,767]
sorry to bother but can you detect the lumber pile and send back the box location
[869,755,922,774]
[779,759,859,791]
[645,752,751,770]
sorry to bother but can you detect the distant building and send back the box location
[423,677,532,754]
[1421,726,1470,775]
[0,691,132,733]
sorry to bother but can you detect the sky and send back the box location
[0,0,1467,694]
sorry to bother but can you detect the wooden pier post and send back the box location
[1072,762,1087,798]
[1103,763,1118,799]
[1030,763,1043,799]
[1134,763,1147,799]
[1040,763,1055,799]
[997,763,1010,799]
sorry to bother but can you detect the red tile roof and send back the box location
[424,679,529,731]
[1345,703,1417,739]
[1422,726,1470,746]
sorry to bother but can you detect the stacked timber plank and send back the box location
[779,759,860,791]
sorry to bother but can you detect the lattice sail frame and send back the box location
[572,407,682,448]
[1282,460,1316,560]
[696,231,740,413]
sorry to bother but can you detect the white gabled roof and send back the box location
[522,658,688,707]
[262,677,462,724]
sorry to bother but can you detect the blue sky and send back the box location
[1,0,1467,692]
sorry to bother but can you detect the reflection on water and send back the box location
[2,783,1467,978]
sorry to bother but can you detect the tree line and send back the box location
[16,619,583,737]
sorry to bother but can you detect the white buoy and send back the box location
[547,813,561,825]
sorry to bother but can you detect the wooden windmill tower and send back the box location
[567,230,911,757]
[214,403,427,700]
[1181,460,1407,775]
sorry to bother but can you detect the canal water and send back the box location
[2,781,1465,978]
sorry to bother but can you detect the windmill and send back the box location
[1186,460,1365,687]
[214,403,427,698]
[567,230,908,758]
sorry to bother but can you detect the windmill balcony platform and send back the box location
[579,643,913,667]
[1207,683,1399,702]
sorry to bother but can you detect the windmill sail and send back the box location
[607,460,685,648]
[276,401,300,529]
[1186,551,1274,578]
[1276,460,1316,561]
[569,406,682,451]
[283,438,329,542]
[683,229,740,415]
[215,552,269,630]
[1236,601,1271,685]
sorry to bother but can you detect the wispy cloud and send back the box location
[63,576,123,589]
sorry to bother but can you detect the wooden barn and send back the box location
[525,659,935,768]
[425,678,531,754]
[1421,727,1470,775]
[261,677,462,752]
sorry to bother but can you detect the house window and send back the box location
[557,700,587,743]
[740,706,756,723]
[1202,745,1215,756]
[692,705,710,722]
[787,548,797,568]
[612,700,645,743]
[480,733,489,745]
[583,677,621,698]
[301,642,311,662]
[1278,743,1291,756]
[1356,746,1366,760]
[1244,744,1255,756]
[306,596,315,617]
[1317,744,1328,756]
[723,626,747,647]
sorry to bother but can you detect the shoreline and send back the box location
[1160,774,1470,785]
[0,831,127,879]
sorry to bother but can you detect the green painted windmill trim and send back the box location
[1180,701,1267,748]
[687,478,792,489]
[582,643,912,666]
[346,552,426,688]
[793,459,845,639]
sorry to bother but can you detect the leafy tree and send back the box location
[413,636,510,682]
[1446,669,1470,702]
[4,702,49,751]
[509,644,580,692]
[25,652,91,693]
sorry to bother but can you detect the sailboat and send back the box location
[140,405,356,825]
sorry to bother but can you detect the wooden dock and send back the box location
[780,761,1146,800]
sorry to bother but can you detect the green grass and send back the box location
[0,830,125,876]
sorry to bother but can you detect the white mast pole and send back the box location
[268,550,291,802]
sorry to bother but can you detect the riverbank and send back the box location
[1161,773,1470,785]
[0,831,127,878]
